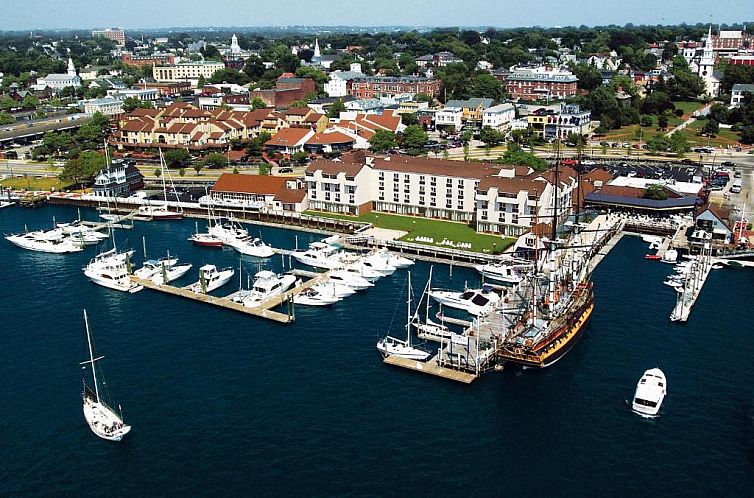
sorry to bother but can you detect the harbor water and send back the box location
[1,205,753,496]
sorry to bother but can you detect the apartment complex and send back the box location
[152,62,225,83]
[504,68,578,101]
[92,28,125,46]
[349,76,441,99]
[122,53,175,67]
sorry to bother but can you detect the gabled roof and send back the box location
[477,176,546,197]
[307,131,355,145]
[265,127,313,147]
[371,156,496,180]
[305,158,368,177]
[274,187,307,203]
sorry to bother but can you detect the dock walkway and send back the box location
[383,355,477,383]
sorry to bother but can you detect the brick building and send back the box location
[503,69,578,101]
[349,76,441,99]
[122,53,175,67]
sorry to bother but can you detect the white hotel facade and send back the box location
[305,153,575,236]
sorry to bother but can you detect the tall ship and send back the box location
[495,148,595,369]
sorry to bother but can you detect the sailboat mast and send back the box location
[426,266,433,323]
[83,310,100,403]
[160,149,168,203]
[406,271,412,344]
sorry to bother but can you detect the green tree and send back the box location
[251,96,267,110]
[414,92,433,103]
[121,97,153,113]
[667,56,705,99]
[701,119,719,136]
[154,167,161,177]
[246,132,271,157]
[401,112,419,126]
[400,124,429,150]
[570,62,603,91]
[291,150,308,164]
[164,149,191,169]
[43,131,73,155]
[0,96,17,111]
[639,114,653,127]
[658,114,669,130]
[60,150,105,186]
[369,129,397,153]
[467,72,506,101]
[209,68,250,85]
[644,183,668,200]
[197,74,206,88]
[479,126,504,148]
[21,94,39,109]
[0,111,13,125]
[201,152,228,169]
[327,98,347,119]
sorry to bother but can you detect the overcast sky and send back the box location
[1,0,748,30]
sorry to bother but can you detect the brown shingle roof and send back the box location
[213,173,288,195]
[371,156,497,180]
[265,127,312,146]
[274,188,307,203]
[477,176,546,198]
[305,158,367,177]
[307,131,355,145]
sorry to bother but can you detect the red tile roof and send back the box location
[274,188,307,203]
[305,158,367,177]
[265,127,312,146]
[477,176,546,198]
[307,131,355,145]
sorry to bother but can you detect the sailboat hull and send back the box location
[83,398,131,441]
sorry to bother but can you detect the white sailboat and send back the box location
[412,267,452,340]
[80,310,131,441]
[377,271,430,361]
[138,149,183,220]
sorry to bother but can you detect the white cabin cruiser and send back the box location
[327,270,374,290]
[374,247,414,268]
[6,231,84,253]
[138,203,183,220]
[632,368,667,418]
[226,237,275,258]
[188,264,235,293]
[83,249,142,293]
[237,270,296,307]
[357,251,396,275]
[428,285,501,316]
[293,286,341,306]
[208,218,249,244]
[291,241,343,269]
[475,261,526,285]
[134,257,192,284]
[661,249,678,264]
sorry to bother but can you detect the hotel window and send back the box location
[393,173,399,181]
[335,194,341,202]
[419,175,425,185]
[419,186,425,195]
[446,188,452,198]
[379,172,384,179]
[430,186,436,195]
[446,178,453,187]
[404,195,410,203]
[325,192,331,201]
[404,175,410,183]
[446,199,452,208]
[419,196,425,205]
[457,202,463,210]
[512,215,519,224]
[393,194,399,202]
[379,182,384,191]
[379,193,385,200]
[430,177,436,185]
[458,191,464,199]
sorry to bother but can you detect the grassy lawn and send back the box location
[1,176,72,191]
[672,100,704,117]
[305,210,516,254]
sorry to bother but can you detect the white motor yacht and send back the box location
[327,270,374,290]
[428,285,501,316]
[227,237,275,258]
[138,204,183,220]
[83,249,143,293]
[237,270,297,307]
[661,249,678,264]
[632,368,667,418]
[293,286,341,306]
[291,241,343,269]
[357,250,396,275]
[208,218,249,244]
[334,259,383,282]
[318,280,356,298]
[475,262,526,285]
[374,247,414,268]
[188,264,235,293]
[134,257,192,284]
[6,231,84,253]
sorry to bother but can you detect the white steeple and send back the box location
[230,33,240,55]
[67,57,76,76]
[313,38,321,59]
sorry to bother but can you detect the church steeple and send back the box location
[230,33,240,55]
[67,57,76,76]
[313,38,321,59]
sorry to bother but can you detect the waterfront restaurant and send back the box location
[211,173,308,212]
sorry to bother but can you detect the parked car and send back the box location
[278,167,293,174]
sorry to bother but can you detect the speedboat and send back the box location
[318,280,356,298]
[188,232,224,247]
[428,285,501,316]
[291,241,343,269]
[6,231,84,253]
[293,286,341,306]
[333,260,383,282]
[475,261,526,285]
[83,249,143,293]
[632,368,667,418]
[226,237,275,258]
[188,264,235,293]
[236,270,296,307]
[134,258,192,284]
[328,270,374,290]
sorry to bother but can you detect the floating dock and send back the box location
[670,247,714,322]
[383,355,478,384]
[131,270,331,324]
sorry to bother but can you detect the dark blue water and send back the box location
[1,206,753,497]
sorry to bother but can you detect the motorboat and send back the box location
[6,231,84,253]
[226,237,275,258]
[291,241,343,269]
[333,259,383,282]
[83,249,143,293]
[188,264,235,293]
[80,310,131,442]
[188,232,224,247]
[475,261,526,285]
[645,254,661,260]
[318,280,357,298]
[0,200,14,209]
[377,271,430,361]
[663,279,683,288]
[632,368,667,418]
[134,257,192,285]
[293,286,341,306]
[358,250,397,275]
[327,270,374,290]
[208,217,249,244]
[373,247,414,269]
[236,270,296,307]
[57,220,109,241]
[428,285,501,316]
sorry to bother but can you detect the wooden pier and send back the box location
[131,270,331,324]
[383,355,478,384]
